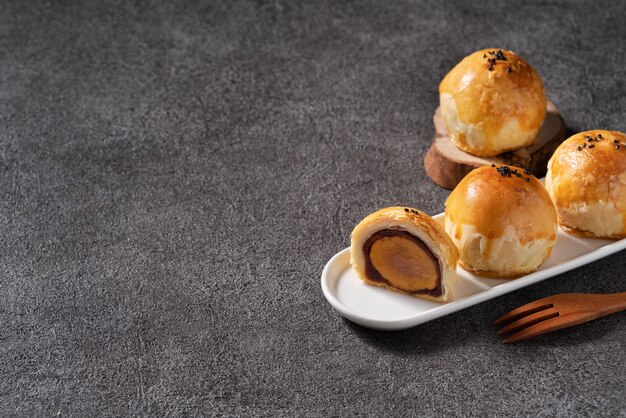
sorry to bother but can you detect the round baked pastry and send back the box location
[545,130,626,239]
[440,48,547,157]
[350,207,458,303]
[445,165,557,277]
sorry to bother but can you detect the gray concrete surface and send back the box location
[0,1,625,416]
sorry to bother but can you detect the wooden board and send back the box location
[423,101,566,190]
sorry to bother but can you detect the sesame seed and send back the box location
[588,144,595,148]
[404,208,409,212]
[525,177,530,182]
[496,166,514,177]
[617,145,621,150]
[577,146,582,151]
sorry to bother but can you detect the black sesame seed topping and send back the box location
[493,164,531,180]
[496,165,515,177]
[577,146,582,151]
[617,145,621,150]
[485,50,507,71]
[587,137,594,142]
[614,139,619,144]
[404,208,409,212]
[525,177,530,182]
[598,134,603,138]
[583,143,587,148]
[588,144,595,148]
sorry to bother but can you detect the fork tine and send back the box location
[493,298,555,325]
[504,316,569,343]
[496,307,559,335]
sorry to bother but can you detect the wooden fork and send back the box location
[494,292,626,343]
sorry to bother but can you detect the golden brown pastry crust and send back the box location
[445,165,557,277]
[545,130,626,239]
[350,207,458,303]
[439,49,547,157]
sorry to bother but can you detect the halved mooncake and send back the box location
[350,207,458,303]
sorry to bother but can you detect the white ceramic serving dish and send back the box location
[321,213,626,330]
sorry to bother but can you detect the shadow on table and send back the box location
[344,309,483,355]
[345,292,622,354]
[346,312,620,354]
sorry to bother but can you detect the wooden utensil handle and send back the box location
[595,292,626,315]
[579,292,626,320]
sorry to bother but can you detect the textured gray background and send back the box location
[1,0,625,416]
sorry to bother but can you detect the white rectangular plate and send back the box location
[321,213,626,330]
